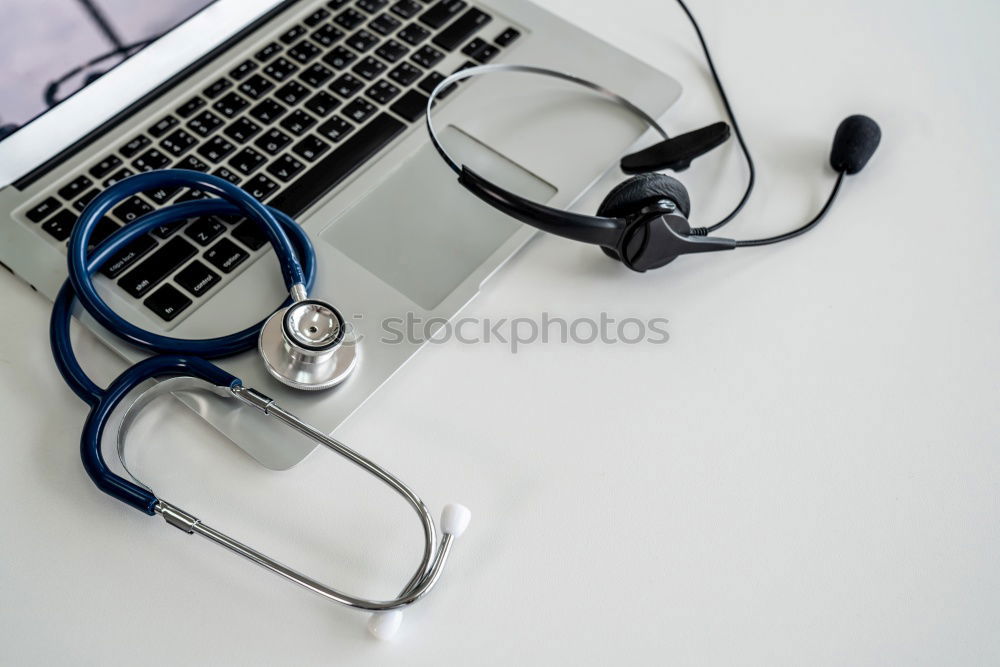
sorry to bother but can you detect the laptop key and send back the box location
[103,167,136,187]
[175,155,209,172]
[176,96,206,118]
[119,237,197,298]
[352,56,386,80]
[144,284,192,321]
[370,12,401,35]
[346,29,379,53]
[473,44,498,62]
[266,154,306,182]
[73,189,100,212]
[145,185,181,205]
[58,175,93,200]
[365,80,401,105]
[323,45,357,70]
[213,92,249,118]
[398,23,430,45]
[304,90,341,117]
[230,147,267,175]
[26,197,60,222]
[390,0,421,19]
[433,8,491,51]
[243,174,280,201]
[89,155,123,179]
[376,39,409,62]
[388,61,422,86]
[389,89,429,122]
[279,110,317,136]
[204,238,249,273]
[269,113,404,217]
[255,128,293,155]
[185,217,226,246]
[120,135,151,158]
[230,59,258,80]
[161,129,197,156]
[224,117,262,143]
[419,0,466,29]
[212,166,242,185]
[334,8,365,30]
[343,99,376,123]
[276,81,310,106]
[239,73,274,100]
[357,0,388,13]
[292,135,331,161]
[311,23,345,47]
[113,196,153,223]
[417,70,454,96]
[188,110,224,136]
[289,40,322,64]
[255,41,282,61]
[280,25,307,44]
[175,260,220,297]
[327,0,350,8]
[198,136,236,162]
[411,44,443,67]
[462,37,487,57]
[249,99,287,124]
[331,73,364,98]
[299,63,335,87]
[316,116,354,142]
[264,57,299,81]
[203,78,232,98]
[41,210,78,241]
[494,27,520,46]
[132,148,170,172]
[100,234,157,278]
[304,8,331,26]
[148,115,179,138]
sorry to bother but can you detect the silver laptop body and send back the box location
[0,0,680,469]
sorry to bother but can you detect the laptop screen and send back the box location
[0,0,218,142]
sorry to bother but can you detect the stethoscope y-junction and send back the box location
[50,169,469,640]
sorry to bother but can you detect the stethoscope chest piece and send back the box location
[258,296,359,390]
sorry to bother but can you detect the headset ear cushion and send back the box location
[596,173,692,219]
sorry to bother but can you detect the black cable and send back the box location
[43,37,157,107]
[76,0,125,50]
[674,0,755,234]
[734,172,843,246]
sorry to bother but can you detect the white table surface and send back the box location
[2,0,998,664]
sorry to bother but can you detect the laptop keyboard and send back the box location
[20,0,521,323]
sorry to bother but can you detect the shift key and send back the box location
[118,237,197,297]
[432,8,491,51]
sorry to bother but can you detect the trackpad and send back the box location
[321,126,556,309]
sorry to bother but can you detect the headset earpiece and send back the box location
[596,173,692,263]
[597,173,692,219]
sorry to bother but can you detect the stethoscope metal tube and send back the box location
[115,379,465,613]
[50,170,469,639]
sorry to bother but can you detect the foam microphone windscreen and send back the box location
[830,115,881,175]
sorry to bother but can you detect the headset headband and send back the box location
[424,64,673,248]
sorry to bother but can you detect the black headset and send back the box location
[426,0,882,273]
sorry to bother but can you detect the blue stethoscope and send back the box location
[50,169,469,640]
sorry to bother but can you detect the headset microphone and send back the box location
[830,115,882,175]
[425,1,883,273]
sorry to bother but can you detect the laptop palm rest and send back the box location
[321,125,557,310]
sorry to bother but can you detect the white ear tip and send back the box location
[441,503,471,537]
[368,610,403,640]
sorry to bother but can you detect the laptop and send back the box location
[0,0,681,469]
